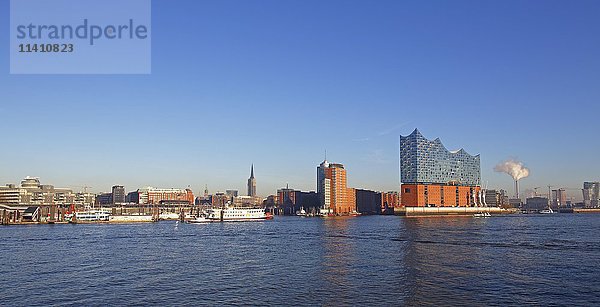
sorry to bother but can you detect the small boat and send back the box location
[187,214,212,223]
[473,212,491,218]
[540,208,555,214]
[318,208,334,217]
[296,207,307,217]
[159,212,180,220]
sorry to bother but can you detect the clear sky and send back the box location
[1,0,599,200]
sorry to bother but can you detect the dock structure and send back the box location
[1,205,28,225]
[395,206,516,217]
[573,208,600,214]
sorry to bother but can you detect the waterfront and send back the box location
[1,215,599,306]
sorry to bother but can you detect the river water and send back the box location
[1,214,599,306]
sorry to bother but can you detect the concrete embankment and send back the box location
[396,207,517,217]
[573,208,600,214]
[109,215,154,223]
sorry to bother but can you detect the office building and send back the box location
[137,187,194,205]
[381,191,400,209]
[277,185,319,215]
[97,193,113,206]
[126,191,141,204]
[551,188,567,209]
[484,189,510,207]
[583,182,599,208]
[0,177,76,206]
[112,185,125,205]
[277,185,296,214]
[317,160,355,215]
[355,189,381,215]
[524,197,549,212]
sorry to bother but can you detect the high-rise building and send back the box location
[400,129,481,185]
[247,164,256,197]
[112,185,125,205]
[583,182,599,208]
[317,160,331,213]
[551,188,567,209]
[317,160,354,215]
[552,189,565,208]
[400,129,481,207]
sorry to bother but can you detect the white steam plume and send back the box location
[494,159,530,180]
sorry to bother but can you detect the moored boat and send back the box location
[205,207,270,222]
[71,209,110,223]
[296,207,307,217]
[187,214,212,223]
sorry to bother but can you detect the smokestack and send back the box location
[495,159,529,199]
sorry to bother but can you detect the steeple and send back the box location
[247,164,257,197]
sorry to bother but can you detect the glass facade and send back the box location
[400,129,481,186]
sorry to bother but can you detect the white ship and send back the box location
[71,209,110,223]
[187,213,212,223]
[205,207,272,222]
[296,207,307,217]
[159,212,180,220]
[473,212,491,218]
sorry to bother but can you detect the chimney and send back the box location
[515,180,519,199]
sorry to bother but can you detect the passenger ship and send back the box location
[203,207,272,222]
[70,209,110,223]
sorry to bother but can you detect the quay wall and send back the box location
[109,215,154,223]
[396,206,516,216]
[574,208,600,214]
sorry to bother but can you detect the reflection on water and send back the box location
[402,217,488,306]
[0,215,599,305]
[320,218,354,305]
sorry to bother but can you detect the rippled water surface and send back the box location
[1,215,600,306]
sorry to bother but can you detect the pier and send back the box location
[396,206,517,217]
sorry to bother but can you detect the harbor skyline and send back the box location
[2,0,600,197]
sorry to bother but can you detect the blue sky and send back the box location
[1,0,599,200]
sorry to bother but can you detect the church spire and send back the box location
[248,164,257,197]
